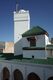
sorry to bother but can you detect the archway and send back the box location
[48,77,53,80]
[2,67,10,80]
[14,69,23,80]
[27,72,40,80]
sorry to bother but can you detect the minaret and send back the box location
[14,4,30,55]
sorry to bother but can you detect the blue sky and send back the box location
[0,0,53,41]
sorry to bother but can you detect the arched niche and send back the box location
[27,72,40,80]
[13,69,23,80]
[2,67,10,80]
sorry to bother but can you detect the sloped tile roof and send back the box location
[22,26,49,37]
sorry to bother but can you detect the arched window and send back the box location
[2,67,10,80]
[14,69,23,80]
[48,77,53,80]
[27,72,40,80]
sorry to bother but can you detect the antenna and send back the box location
[16,1,19,12]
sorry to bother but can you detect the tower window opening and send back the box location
[27,37,36,47]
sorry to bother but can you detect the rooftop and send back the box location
[22,26,49,37]
[0,53,53,65]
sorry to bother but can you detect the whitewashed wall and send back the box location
[23,50,47,59]
[14,38,23,55]
[22,35,46,48]
[45,35,51,45]
[45,67,53,80]
[0,60,53,80]
[14,10,30,43]
[22,37,30,47]
[46,50,52,57]
[36,35,45,47]
[46,50,53,57]
[26,64,44,80]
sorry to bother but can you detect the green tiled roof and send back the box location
[22,26,48,37]
[21,58,53,65]
[46,45,53,50]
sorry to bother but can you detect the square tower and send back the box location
[14,9,30,55]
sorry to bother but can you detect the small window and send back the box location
[27,37,36,47]
[32,55,34,59]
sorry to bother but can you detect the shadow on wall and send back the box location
[14,38,23,55]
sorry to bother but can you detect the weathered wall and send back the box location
[0,60,53,80]
[3,42,14,53]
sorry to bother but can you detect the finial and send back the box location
[16,1,19,12]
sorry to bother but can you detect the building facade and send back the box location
[0,60,53,80]
[0,8,53,80]
[22,26,53,59]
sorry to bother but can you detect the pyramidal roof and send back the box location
[22,26,49,37]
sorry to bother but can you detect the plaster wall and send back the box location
[23,50,47,59]
[46,50,52,57]
[0,61,53,80]
[22,35,45,48]
[45,35,51,45]
[14,10,30,43]
[44,67,53,80]
[22,37,30,47]
[14,38,23,55]
[36,35,45,47]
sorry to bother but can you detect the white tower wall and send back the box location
[14,10,30,55]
